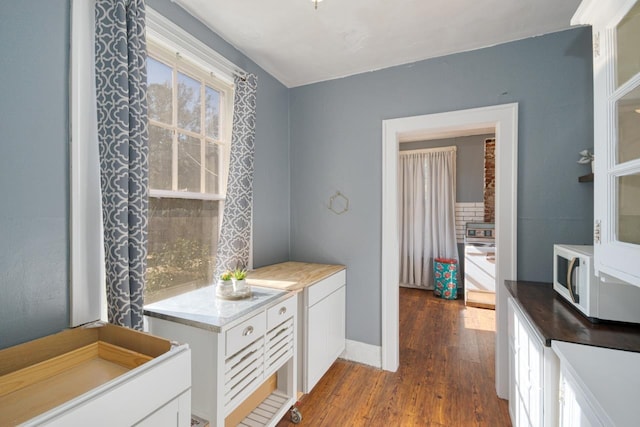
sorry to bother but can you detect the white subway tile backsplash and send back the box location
[454,201,484,243]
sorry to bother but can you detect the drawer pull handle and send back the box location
[243,326,254,336]
[279,307,287,315]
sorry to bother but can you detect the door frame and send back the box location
[381,103,518,398]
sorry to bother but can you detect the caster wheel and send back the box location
[290,407,302,424]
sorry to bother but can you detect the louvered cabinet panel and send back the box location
[265,317,295,377]
[224,338,265,410]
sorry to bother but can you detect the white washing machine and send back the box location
[464,223,496,309]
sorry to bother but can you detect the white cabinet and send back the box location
[146,290,297,427]
[552,341,640,427]
[508,297,559,427]
[136,392,192,427]
[0,323,191,427]
[464,244,496,308]
[302,270,346,393]
[572,0,640,286]
[558,368,604,427]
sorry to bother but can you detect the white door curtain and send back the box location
[399,147,459,289]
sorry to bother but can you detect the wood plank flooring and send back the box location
[277,287,511,426]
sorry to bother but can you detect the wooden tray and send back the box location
[0,324,170,426]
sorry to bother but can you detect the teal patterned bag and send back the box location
[433,258,458,300]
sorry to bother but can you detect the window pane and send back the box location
[149,125,173,190]
[177,72,201,133]
[205,141,220,193]
[616,2,640,88]
[616,85,640,164]
[177,133,201,192]
[146,198,219,304]
[206,86,220,139]
[147,57,173,124]
[618,173,640,245]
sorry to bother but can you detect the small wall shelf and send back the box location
[579,173,594,182]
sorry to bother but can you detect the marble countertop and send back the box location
[246,261,345,291]
[143,285,288,332]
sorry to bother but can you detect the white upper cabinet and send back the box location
[573,0,640,286]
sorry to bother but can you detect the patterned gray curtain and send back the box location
[95,0,148,330]
[215,74,258,277]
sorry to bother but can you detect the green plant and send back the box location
[220,271,232,281]
[233,268,248,280]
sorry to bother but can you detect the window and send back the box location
[145,40,234,304]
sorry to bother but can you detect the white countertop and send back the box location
[143,285,287,332]
[552,341,640,426]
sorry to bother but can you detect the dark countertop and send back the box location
[506,280,640,352]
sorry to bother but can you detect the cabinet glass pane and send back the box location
[205,141,220,194]
[146,197,218,304]
[617,85,640,164]
[205,86,220,140]
[177,72,201,133]
[618,173,640,244]
[149,125,173,191]
[616,2,640,88]
[177,133,201,192]
[147,57,173,125]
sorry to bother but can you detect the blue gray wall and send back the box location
[0,0,291,349]
[0,0,70,349]
[289,28,594,346]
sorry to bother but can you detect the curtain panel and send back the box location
[95,0,148,330]
[215,74,258,278]
[399,149,458,289]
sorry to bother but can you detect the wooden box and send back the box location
[0,323,191,426]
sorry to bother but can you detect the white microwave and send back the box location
[553,244,640,324]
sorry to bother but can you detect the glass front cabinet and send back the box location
[573,0,640,286]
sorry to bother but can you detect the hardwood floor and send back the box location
[277,287,511,426]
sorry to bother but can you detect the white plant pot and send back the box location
[233,279,247,292]
[216,280,233,297]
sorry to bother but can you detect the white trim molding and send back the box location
[70,0,106,326]
[340,339,382,368]
[146,6,245,85]
[381,103,518,399]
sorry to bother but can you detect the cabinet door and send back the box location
[464,245,496,292]
[508,298,544,427]
[588,0,640,285]
[136,391,191,427]
[306,286,346,392]
[558,372,603,427]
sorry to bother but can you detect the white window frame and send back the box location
[146,39,234,200]
[70,0,105,327]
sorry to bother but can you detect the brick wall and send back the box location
[484,138,496,223]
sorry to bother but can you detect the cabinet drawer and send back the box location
[226,312,266,357]
[267,296,297,330]
[307,270,346,307]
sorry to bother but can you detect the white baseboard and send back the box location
[340,339,381,368]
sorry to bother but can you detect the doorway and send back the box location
[381,103,518,398]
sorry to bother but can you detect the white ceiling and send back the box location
[173,0,584,88]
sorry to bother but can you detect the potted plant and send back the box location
[216,270,233,295]
[577,149,594,173]
[232,268,248,292]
